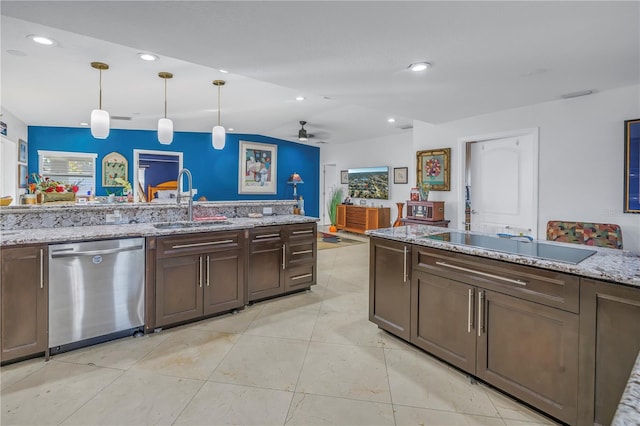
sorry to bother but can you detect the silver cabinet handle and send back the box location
[478,290,484,337]
[40,248,44,289]
[292,230,313,235]
[403,246,408,283]
[173,240,233,249]
[199,256,203,288]
[292,249,313,256]
[434,261,526,286]
[206,255,210,287]
[291,273,313,281]
[255,233,280,239]
[282,244,286,270]
[468,288,473,333]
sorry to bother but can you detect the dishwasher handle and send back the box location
[50,245,144,258]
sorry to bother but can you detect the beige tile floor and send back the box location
[1,230,560,426]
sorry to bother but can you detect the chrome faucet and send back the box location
[176,168,193,221]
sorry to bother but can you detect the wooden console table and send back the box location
[336,205,390,234]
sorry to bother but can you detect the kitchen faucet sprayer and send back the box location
[177,168,193,221]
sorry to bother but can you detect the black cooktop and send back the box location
[422,231,597,264]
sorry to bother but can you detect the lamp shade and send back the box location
[90,109,110,139]
[158,118,173,145]
[287,173,304,184]
[212,125,226,149]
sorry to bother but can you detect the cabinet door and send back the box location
[369,237,411,340]
[411,271,476,373]
[155,255,202,327]
[477,290,579,425]
[579,279,640,426]
[1,246,47,363]
[248,227,284,301]
[203,249,245,316]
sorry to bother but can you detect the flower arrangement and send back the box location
[27,173,78,194]
[113,177,132,194]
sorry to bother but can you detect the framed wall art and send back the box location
[239,140,277,194]
[18,139,28,163]
[102,151,128,187]
[416,148,451,191]
[624,118,640,213]
[393,167,408,184]
[340,170,349,184]
[18,164,27,188]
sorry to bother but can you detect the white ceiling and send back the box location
[1,1,638,146]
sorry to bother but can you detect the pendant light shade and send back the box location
[298,121,308,142]
[90,62,110,139]
[212,80,226,150]
[158,72,174,145]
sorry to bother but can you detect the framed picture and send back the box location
[102,151,128,187]
[18,164,27,188]
[624,118,640,213]
[239,140,277,194]
[0,121,6,136]
[393,167,408,184]
[340,170,349,184]
[18,139,27,163]
[416,148,451,191]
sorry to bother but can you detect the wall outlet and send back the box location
[262,207,273,215]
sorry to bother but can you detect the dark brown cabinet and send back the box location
[248,223,317,302]
[371,243,582,424]
[369,237,411,341]
[1,245,48,363]
[154,231,245,328]
[579,279,640,426]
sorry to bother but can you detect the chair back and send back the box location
[546,221,623,249]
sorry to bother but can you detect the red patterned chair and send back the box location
[546,221,623,249]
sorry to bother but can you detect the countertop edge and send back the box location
[612,350,640,426]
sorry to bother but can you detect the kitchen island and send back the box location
[367,225,640,426]
[0,200,318,366]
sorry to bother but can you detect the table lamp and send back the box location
[287,172,304,198]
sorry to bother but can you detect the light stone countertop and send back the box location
[0,215,318,247]
[612,350,640,426]
[367,225,640,289]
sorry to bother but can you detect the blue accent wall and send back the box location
[27,127,320,217]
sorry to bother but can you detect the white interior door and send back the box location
[1,136,18,202]
[469,134,537,237]
[322,164,337,226]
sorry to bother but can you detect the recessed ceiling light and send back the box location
[219,69,229,74]
[27,34,56,46]
[80,122,89,126]
[388,118,396,123]
[228,128,234,131]
[138,53,158,61]
[408,62,431,72]
[296,96,305,101]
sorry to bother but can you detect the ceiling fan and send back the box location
[296,121,329,144]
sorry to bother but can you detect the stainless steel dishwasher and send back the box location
[48,238,145,351]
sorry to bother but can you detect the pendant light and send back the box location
[212,79,226,150]
[157,72,174,145]
[90,62,110,139]
[298,121,309,141]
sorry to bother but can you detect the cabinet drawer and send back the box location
[413,246,579,313]
[250,226,283,245]
[285,264,316,290]
[287,240,316,266]
[286,223,316,241]
[158,231,243,258]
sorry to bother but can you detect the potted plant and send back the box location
[327,186,344,233]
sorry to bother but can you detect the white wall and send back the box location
[413,85,640,252]
[0,108,28,203]
[321,131,413,222]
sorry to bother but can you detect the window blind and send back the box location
[38,151,97,195]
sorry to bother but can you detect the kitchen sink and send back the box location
[153,220,231,229]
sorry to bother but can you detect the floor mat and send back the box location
[317,232,366,250]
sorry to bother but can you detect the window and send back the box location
[38,150,97,195]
